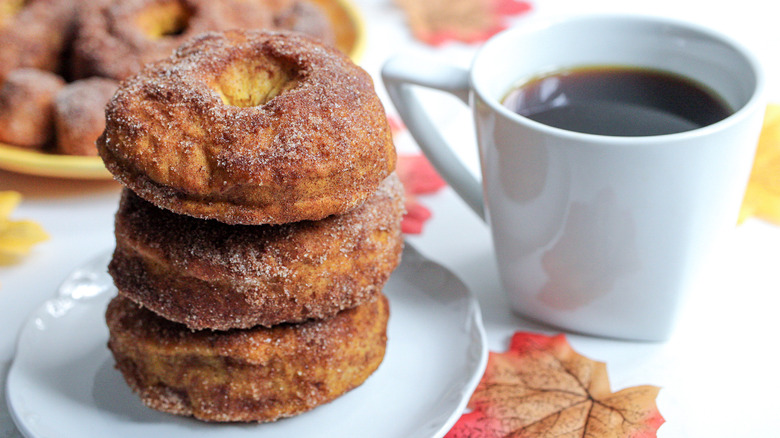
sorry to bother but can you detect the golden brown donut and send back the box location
[0,0,76,81]
[278,1,336,43]
[99,30,395,225]
[70,0,336,81]
[53,77,119,156]
[0,68,65,149]
[109,173,404,330]
[106,293,389,422]
[207,0,335,45]
[233,0,335,44]
[71,0,271,81]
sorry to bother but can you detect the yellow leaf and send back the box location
[0,191,21,219]
[0,191,49,266]
[0,220,49,253]
[740,104,780,225]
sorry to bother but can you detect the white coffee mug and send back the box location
[382,14,765,341]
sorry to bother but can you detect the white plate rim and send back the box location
[6,244,487,438]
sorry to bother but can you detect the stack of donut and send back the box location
[0,0,336,156]
[99,30,402,423]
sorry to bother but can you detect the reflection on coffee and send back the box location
[502,66,733,136]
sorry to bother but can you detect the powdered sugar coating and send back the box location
[99,29,395,225]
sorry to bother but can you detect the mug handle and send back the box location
[382,56,486,220]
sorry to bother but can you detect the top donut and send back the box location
[0,0,340,156]
[99,30,396,225]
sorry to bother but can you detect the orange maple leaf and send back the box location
[446,332,664,438]
[395,0,532,46]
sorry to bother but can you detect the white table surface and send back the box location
[2,1,779,437]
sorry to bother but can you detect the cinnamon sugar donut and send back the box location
[106,293,389,422]
[110,173,403,330]
[71,0,269,81]
[263,0,336,44]
[0,0,76,81]
[70,0,335,82]
[99,30,395,225]
[0,68,65,149]
[54,77,119,156]
[212,0,335,45]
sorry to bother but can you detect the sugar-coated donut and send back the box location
[0,0,76,81]
[110,173,404,330]
[0,68,65,149]
[272,0,336,43]
[70,0,335,82]
[53,77,119,156]
[99,30,395,225]
[106,293,389,422]
[0,0,341,155]
[70,0,248,81]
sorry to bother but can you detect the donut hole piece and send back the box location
[135,0,192,40]
[213,58,302,108]
[0,0,28,26]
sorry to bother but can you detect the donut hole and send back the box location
[0,0,28,26]
[135,0,192,40]
[213,60,302,108]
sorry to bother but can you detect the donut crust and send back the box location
[99,30,395,225]
[106,293,389,422]
[110,174,403,330]
[54,77,119,156]
[0,68,65,148]
[0,0,76,81]
[272,0,335,44]
[70,0,335,82]
[71,0,266,81]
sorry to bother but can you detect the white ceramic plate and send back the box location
[6,245,487,438]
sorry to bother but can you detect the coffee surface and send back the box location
[502,66,732,136]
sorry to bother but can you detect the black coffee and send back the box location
[502,66,733,136]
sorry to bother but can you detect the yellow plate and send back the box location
[314,0,367,61]
[0,0,366,180]
[0,145,111,179]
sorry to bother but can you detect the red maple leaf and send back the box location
[397,154,447,196]
[447,332,664,437]
[396,154,447,234]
